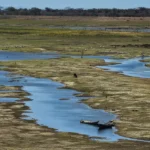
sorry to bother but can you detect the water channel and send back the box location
[48,26,150,33]
[0,51,150,142]
[73,55,150,78]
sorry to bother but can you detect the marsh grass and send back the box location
[0,17,150,59]
[0,25,150,58]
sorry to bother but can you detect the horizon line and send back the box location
[1,6,150,10]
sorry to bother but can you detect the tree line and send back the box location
[0,7,150,17]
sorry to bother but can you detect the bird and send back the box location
[73,73,78,78]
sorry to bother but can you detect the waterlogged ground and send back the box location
[0,51,150,149]
[1,71,122,142]
[0,16,150,149]
[0,51,126,142]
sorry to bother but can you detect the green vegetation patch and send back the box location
[0,17,150,58]
[0,25,150,58]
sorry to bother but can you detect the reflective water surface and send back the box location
[48,26,150,33]
[98,57,150,78]
[72,55,150,78]
[0,50,59,61]
[0,70,123,142]
[0,51,150,142]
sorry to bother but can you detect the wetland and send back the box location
[0,16,150,150]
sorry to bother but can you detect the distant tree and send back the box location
[5,7,18,15]
[0,6,3,15]
[45,7,52,12]
[0,6,3,10]
[29,7,41,15]
[18,8,29,15]
[0,6,150,17]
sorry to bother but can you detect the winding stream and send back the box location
[48,26,150,33]
[0,51,150,142]
[98,56,150,78]
[0,50,59,61]
[73,55,150,78]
